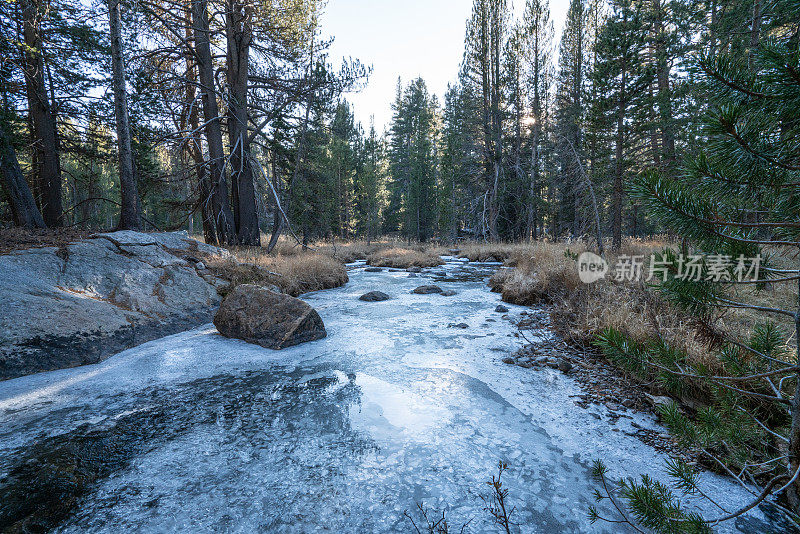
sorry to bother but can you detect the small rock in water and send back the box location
[449,323,469,329]
[365,267,383,273]
[622,399,635,409]
[407,267,423,273]
[408,273,418,278]
[359,291,391,302]
[194,261,206,270]
[502,357,515,365]
[645,394,673,410]
[440,290,457,297]
[486,256,500,263]
[495,305,509,313]
[413,285,443,294]
[558,360,573,373]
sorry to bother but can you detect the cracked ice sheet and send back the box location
[0,258,789,533]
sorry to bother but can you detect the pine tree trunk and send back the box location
[529,115,540,240]
[479,1,494,240]
[489,0,502,241]
[266,153,284,253]
[0,123,46,228]
[225,0,259,246]
[20,0,62,227]
[108,0,140,230]
[652,0,676,167]
[612,57,626,251]
[183,18,216,245]
[191,0,236,245]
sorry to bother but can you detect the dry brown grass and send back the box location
[457,242,525,262]
[261,235,447,264]
[366,247,445,269]
[487,239,720,368]
[204,248,348,297]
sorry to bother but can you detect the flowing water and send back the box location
[0,258,791,533]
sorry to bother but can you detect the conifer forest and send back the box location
[2,0,800,532]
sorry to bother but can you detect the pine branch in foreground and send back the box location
[588,0,800,528]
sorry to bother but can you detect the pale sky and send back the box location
[321,0,571,133]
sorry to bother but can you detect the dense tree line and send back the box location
[0,0,792,250]
[0,0,366,246]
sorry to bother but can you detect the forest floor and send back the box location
[0,228,92,254]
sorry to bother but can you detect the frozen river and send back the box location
[0,258,789,532]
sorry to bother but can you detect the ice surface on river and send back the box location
[0,258,788,532]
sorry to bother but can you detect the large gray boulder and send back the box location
[214,285,326,349]
[0,231,228,379]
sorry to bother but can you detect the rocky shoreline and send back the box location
[502,310,697,463]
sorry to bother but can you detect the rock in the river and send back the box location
[359,291,391,302]
[364,267,383,273]
[215,285,326,349]
[407,267,422,273]
[495,305,509,313]
[413,285,443,294]
[449,323,469,329]
[644,394,674,410]
[440,290,457,297]
[558,360,574,373]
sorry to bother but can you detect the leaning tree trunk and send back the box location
[0,124,46,228]
[191,0,236,245]
[20,0,62,227]
[108,0,140,230]
[226,0,259,246]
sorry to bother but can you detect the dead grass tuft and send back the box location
[366,247,444,269]
[205,248,348,297]
[457,242,524,262]
[488,242,588,304]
